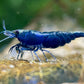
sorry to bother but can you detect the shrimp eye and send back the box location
[15,30,19,34]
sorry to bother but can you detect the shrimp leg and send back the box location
[40,50,48,61]
[30,51,34,60]
[33,48,41,62]
[41,49,56,60]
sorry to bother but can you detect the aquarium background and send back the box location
[0,0,84,84]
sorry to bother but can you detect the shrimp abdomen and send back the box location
[42,31,84,48]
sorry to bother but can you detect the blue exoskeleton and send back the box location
[0,20,84,61]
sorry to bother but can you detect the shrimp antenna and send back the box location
[0,20,11,43]
[0,37,10,43]
[3,20,6,31]
[0,20,6,34]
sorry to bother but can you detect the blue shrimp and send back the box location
[0,20,84,62]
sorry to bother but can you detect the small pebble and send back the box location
[2,70,7,72]
[9,65,15,68]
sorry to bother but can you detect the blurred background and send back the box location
[0,0,84,84]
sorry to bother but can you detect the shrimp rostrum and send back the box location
[0,21,84,61]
